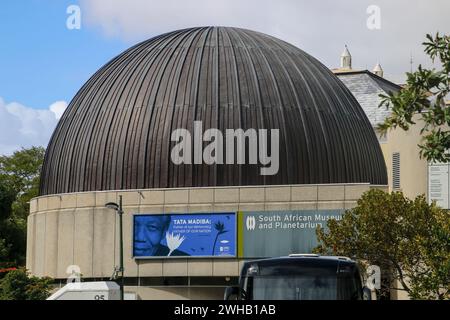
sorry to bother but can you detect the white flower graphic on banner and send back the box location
[166,232,186,256]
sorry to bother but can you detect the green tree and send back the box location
[0,239,10,263]
[0,177,21,267]
[0,178,16,220]
[0,268,52,300]
[314,189,450,300]
[0,146,45,219]
[0,147,45,267]
[378,33,450,162]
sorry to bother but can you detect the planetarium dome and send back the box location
[39,26,387,195]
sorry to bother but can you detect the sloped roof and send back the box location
[334,70,401,126]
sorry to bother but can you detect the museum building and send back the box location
[26,27,388,299]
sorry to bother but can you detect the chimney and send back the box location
[373,62,383,77]
[340,45,352,69]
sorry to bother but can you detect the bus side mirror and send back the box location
[362,286,372,300]
[224,286,241,300]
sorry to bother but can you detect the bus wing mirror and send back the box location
[362,286,372,300]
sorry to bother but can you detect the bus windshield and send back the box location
[251,275,337,300]
[242,261,362,300]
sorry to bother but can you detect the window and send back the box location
[392,152,400,190]
[251,275,338,300]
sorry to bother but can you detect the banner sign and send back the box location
[133,213,236,258]
[238,210,344,258]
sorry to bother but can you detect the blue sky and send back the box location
[0,0,449,155]
[0,0,128,109]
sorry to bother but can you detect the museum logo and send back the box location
[170,121,280,175]
[246,216,256,231]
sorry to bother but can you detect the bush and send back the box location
[0,268,53,300]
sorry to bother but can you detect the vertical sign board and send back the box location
[133,213,236,258]
[428,163,449,209]
[238,210,344,258]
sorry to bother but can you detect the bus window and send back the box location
[251,274,338,300]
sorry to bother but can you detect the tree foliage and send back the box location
[0,146,45,219]
[0,147,45,267]
[378,33,450,162]
[0,268,52,300]
[314,189,450,300]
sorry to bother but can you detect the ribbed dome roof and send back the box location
[40,27,387,195]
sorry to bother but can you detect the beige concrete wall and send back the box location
[127,286,227,300]
[378,119,428,200]
[372,123,427,301]
[27,183,386,299]
[390,279,411,300]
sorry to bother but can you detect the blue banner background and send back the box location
[133,213,236,258]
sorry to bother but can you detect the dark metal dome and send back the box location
[40,27,387,195]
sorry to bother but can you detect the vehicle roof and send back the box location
[241,255,357,269]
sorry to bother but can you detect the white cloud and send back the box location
[79,0,450,84]
[49,101,68,120]
[0,97,67,155]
